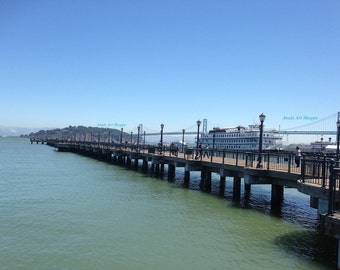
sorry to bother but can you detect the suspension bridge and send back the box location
[136,112,340,145]
[30,112,340,146]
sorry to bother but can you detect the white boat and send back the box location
[325,145,337,152]
[303,139,336,152]
[201,125,282,151]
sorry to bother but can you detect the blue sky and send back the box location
[1,0,339,136]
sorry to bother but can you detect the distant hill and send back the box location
[0,126,46,137]
[26,125,130,142]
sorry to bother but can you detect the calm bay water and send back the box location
[0,138,337,269]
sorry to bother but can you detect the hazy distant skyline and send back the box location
[1,1,339,139]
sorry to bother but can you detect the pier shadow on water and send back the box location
[275,231,337,269]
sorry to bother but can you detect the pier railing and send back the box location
[301,156,340,215]
[301,155,340,187]
[52,140,303,174]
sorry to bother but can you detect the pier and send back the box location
[35,138,340,268]
[30,138,48,144]
[53,141,301,203]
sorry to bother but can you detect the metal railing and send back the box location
[300,156,340,215]
[300,155,340,186]
[55,140,305,173]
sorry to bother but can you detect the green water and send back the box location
[0,138,336,269]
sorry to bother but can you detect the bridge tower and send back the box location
[201,119,208,143]
[203,119,208,134]
[139,124,143,135]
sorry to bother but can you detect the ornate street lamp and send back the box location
[337,120,340,161]
[256,113,266,168]
[137,126,140,151]
[182,129,185,153]
[120,128,123,144]
[160,124,164,153]
[196,120,201,158]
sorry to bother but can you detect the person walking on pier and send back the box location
[294,146,301,167]
[203,144,210,158]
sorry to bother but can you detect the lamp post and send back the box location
[160,124,164,153]
[137,126,140,151]
[196,120,201,158]
[158,124,164,154]
[182,129,185,153]
[256,113,266,168]
[337,120,340,161]
[120,128,123,144]
[130,132,133,147]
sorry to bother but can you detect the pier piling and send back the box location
[271,184,284,209]
[233,177,241,201]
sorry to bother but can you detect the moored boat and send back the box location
[201,125,282,151]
